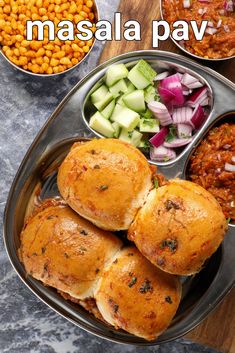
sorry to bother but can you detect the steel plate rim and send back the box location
[3,49,235,345]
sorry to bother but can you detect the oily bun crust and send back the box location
[128,179,227,276]
[57,139,153,231]
[19,202,122,299]
[94,247,181,341]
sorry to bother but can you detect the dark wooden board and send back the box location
[99,1,235,351]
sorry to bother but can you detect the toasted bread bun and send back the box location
[95,247,181,341]
[57,139,153,231]
[128,180,227,276]
[19,201,122,299]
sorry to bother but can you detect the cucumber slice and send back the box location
[109,79,128,98]
[128,60,157,89]
[112,122,121,138]
[126,81,136,93]
[139,118,160,133]
[144,85,158,103]
[89,112,114,137]
[119,128,143,147]
[94,92,113,111]
[116,94,128,107]
[91,85,109,103]
[123,90,145,112]
[101,99,115,119]
[113,106,140,131]
[110,104,124,122]
[106,64,129,87]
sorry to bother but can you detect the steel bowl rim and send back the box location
[0,2,100,77]
[159,0,235,62]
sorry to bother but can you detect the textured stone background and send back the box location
[0,0,220,352]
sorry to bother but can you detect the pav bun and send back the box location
[95,247,181,341]
[128,180,227,276]
[19,200,122,299]
[57,139,153,231]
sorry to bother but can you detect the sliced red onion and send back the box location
[177,123,193,138]
[183,0,191,8]
[160,74,185,106]
[172,106,193,124]
[154,71,169,81]
[198,7,207,15]
[187,87,208,108]
[224,0,234,11]
[158,86,176,104]
[232,156,235,163]
[206,27,217,35]
[225,163,235,172]
[148,101,173,126]
[149,127,169,148]
[224,24,230,32]
[150,146,176,161]
[223,144,231,149]
[190,104,206,129]
[219,9,225,15]
[217,19,222,28]
[181,73,203,89]
[183,88,192,95]
[163,138,192,148]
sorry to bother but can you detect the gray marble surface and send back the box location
[0,1,220,352]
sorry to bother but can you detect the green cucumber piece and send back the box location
[123,90,145,112]
[119,128,143,147]
[116,94,128,107]
[144,85,158,103]
[94,92,113,111]
[128,60,157,89]
[113,106,140,131]
[109,79,128,98]
[89,112,114,137]
[101,99,115,119]
[91,85,109,103]
[139,118,160,133]
[112,122,121,138]
[126,80,136,93]
[106,64,129,87]
[110,104,124,122]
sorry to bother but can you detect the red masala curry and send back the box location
[163,0,235,59]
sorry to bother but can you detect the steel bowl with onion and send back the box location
[160,0,235,62]
[0,1,99,77]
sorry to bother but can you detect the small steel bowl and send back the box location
[0,2,99,77]
[160,0,235,62]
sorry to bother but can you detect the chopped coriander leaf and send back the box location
[80,229,88,235]
[165,296,173,304]
[99,185,109,191]
[139,279,153,293]
[128,277,137,288]
[161,239,178,252]
[227,218,231,224]
[166,125,177,143]
[154,178,159,189]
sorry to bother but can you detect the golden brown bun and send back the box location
[128,179,227,276]
[94,247,181,341]
[19,201,122,299]
[57,139,153,231]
